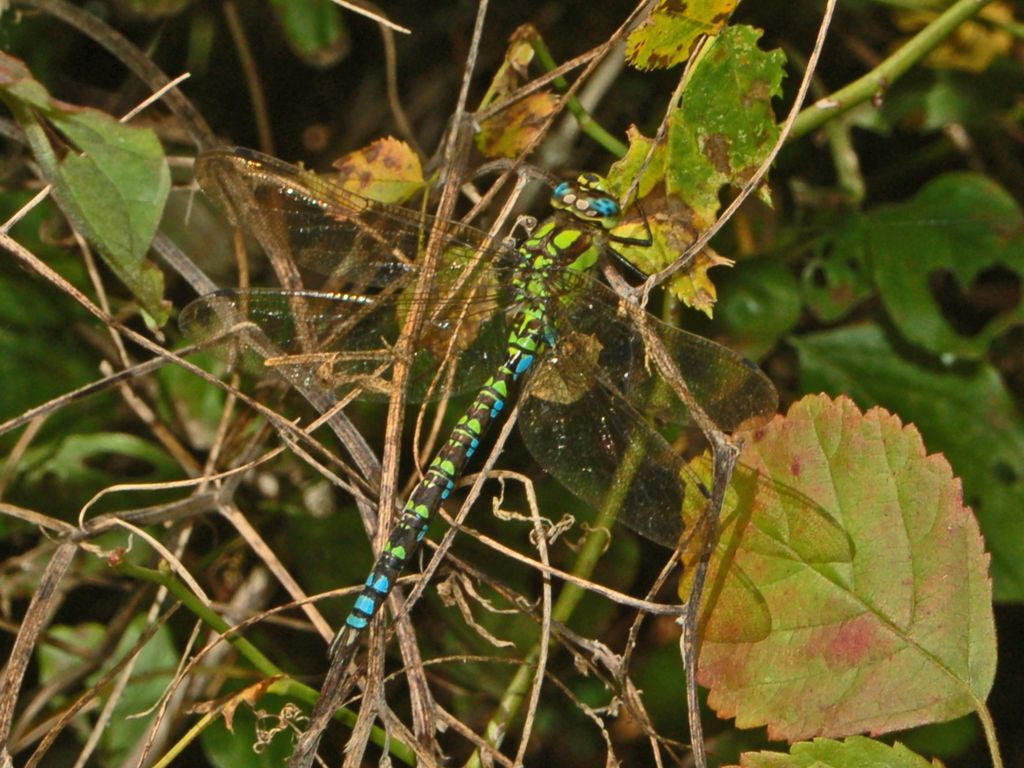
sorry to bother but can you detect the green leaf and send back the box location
[870,70,1014,134]
[713,257,801,358]
[17,433,182,511]
[0,52,170,323]
[609,26,785,314]
[38,619,178,764]
[793,323,1024,600]
[269,0,349,69]
[0,194,99,423]
[158,350,228,449]
[893,4,1014,74]
[0,321,96,423]
[665,26,784,216]
[859,173,1023,359]
[735,735,942,767]
[202,692,298,767]
[800,216,876,323]
[896,716,979,762]
[625,0,739,71]
[698,395,996,740]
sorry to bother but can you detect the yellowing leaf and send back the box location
[191,676,283,732]
[330,136,423,203]
[478,24,542,108]
[607,129,723,312]
[607,28,784,314]
[626,0,740,71]
[475,25,559,158]
[476,92,560,158]
[894,2,1015,74]
[611,191,731,315]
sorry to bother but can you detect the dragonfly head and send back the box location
[551,173,621,229]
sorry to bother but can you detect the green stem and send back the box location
[115,561,416,766]
[788,0,997,140]
[530,34,629,158]
[978,701,1005,768]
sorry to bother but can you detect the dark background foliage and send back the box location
[0,1,1021,766]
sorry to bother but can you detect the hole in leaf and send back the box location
[807,262,828,288]
[928,265,1020,337]
[993,461,1018,485]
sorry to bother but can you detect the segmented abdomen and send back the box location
[330,308,547,657]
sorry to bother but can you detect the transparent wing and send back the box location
[195,148,522,289]
[518,277,852,642]
[179,285,514,403]
[547,274,779,436]
[187,148,530,401]
[679,451,854,643]
[520,360,696,547]
[519,272,775,547]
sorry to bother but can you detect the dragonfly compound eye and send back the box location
[590,197,620,217]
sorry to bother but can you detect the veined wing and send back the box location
[518,275,851,641]
[179,284,515,403]
[195,148,523,290]
[545,272,779,435]
[518,270,777,547]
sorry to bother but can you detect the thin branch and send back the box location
[789,0,997,140]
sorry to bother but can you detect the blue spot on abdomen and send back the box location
[515,355,534,376]
[354,595,376,615]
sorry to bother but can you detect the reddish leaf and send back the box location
[698,395,996,741]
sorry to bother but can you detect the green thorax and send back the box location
[512,173,623,304]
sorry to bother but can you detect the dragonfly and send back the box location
[179,147,848,755]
